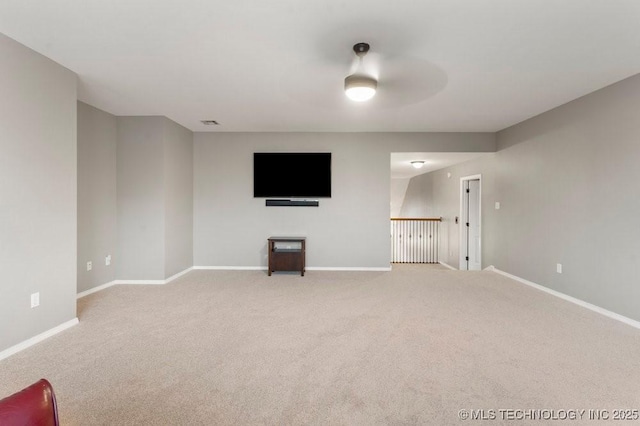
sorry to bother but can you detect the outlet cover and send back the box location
[556,263,563,274]
[87,261,92,271]
[31,292,40,308]
[495,202,501,210]
[105,255,111,266]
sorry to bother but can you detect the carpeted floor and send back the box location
[1,264,639,425]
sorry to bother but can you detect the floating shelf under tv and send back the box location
[265,199,319,207]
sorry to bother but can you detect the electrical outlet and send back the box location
[556,263,562,274]
[495,202,501,210]
[31,292,40,308]
[105,255,111,266]
[87,261,92,271]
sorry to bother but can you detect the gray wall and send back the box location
[117,117,166,280]
[493,73,640,322]
[390,178,410,217]
[193,132,494,268]
[116,116,194,280]
[403,74,640,322]
[0,33,77,352]
[399,172,436,218]
[77,102,117,292]
[163,119,194,277]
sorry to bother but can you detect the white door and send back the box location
[460,176,481,270]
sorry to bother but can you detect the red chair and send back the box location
[0,379,59,426]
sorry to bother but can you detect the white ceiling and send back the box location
[1,1,639,132]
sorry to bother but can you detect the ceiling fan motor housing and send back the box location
[353,42,370,57]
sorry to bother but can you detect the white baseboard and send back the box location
[193,266,392,272]
[114,266,194,285]
[306,267,392,271]
[113,279,165,285]
[77,267,194,298]
[164,267,194,282]
[439,261,457,271]
[193,266,267,271]
[0,318,79,362]
[77,280,117,299]
[487,265,640,330]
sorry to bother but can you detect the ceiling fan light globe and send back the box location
[345,86,376,102]
[344,75,377,102]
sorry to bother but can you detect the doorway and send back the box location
[460,175,481,270]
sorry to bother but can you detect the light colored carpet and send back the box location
[1,265,639,425]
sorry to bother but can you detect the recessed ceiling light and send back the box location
[411,161,425,169]
[201,120,220,125]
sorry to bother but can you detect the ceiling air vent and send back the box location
[201,120,220,125]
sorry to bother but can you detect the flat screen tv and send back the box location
[254,152,331,198]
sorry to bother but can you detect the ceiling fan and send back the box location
[344,42,378,102]
[280,37,448,110]
[340,41,447,108]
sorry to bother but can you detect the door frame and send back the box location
[459,174,482,270]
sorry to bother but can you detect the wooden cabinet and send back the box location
[268,237,305,276]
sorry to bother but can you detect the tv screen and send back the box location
[254,152,331,198]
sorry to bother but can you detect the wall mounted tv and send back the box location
[253,152,331,198]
